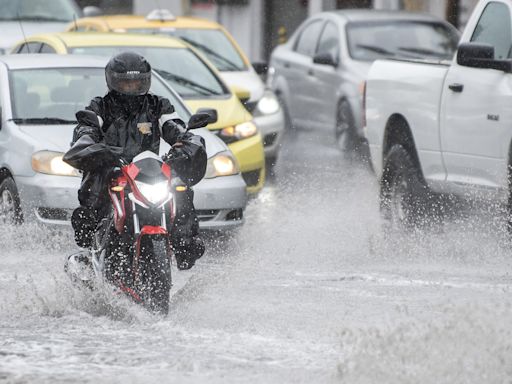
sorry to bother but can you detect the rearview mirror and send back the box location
[313,52,338,67]
[83,6,102,17]
[457,43,512,72]
[187,113,211,130]
[197,108,218,124]
[231,86,251,104]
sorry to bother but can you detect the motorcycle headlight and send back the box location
[31,151,80,177]
[256,90,280,115]
[134,180,170,205]
[205,151,240,179]
[219,121,258,143]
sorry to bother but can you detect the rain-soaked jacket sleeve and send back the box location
[158,97,207,186]
[63,99,123,172]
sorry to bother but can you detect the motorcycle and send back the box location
[65,112,211,315]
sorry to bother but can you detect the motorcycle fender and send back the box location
[133,226,169,281]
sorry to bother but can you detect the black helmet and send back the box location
[105,52,151,96]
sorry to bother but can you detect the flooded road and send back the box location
[2,129,512,383]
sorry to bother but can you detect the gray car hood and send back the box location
[19,125,226,158]
[0,21,69,51]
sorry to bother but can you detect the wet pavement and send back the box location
[1,128,512,383]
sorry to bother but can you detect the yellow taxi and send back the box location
[64,10,285,166]
[11,32,265,193]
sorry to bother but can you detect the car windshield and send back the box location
[70,46,229,98]
[10,67,190,123]
[0,0,80,22]
[127,28,247,72]
[347,21,460,61]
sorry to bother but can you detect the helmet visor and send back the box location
[108,71,151,96]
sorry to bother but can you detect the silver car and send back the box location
[268,10,460,152]
[0,55,247,230]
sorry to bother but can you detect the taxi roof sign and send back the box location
[146,9,176,22]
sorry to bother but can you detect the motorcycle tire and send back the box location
[138,237,172,315]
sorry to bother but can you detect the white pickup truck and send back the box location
[365,0,512,228]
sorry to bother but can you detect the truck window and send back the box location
[294,20,324,57]
[471,2,512,59]
[316,22,340,61]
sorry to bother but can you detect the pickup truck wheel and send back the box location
[381,145,429,231]
[336,100,358,154]
[0,177,23,225]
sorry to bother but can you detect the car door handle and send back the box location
[448,83,464,92]
[308,69,314,76]
[283,62,290,68]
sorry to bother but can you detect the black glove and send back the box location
[166,146,190,177]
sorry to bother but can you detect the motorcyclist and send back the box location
[63,52,207,270]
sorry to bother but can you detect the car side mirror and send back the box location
[197,108,218,124]
[313,52,338,67]
[252,62,268,76]
[231,86,251,104]
[83,6,102,17]
[457,43,512,72]
[187,112,211,130]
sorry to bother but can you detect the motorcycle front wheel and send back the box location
[137,237,172,315]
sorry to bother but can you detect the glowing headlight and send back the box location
[256,91,280,115]
[220,121,258,143]
[31,151,80,177]
[134,180,170,205]
[205,151,240,179]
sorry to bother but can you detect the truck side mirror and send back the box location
[457,43,512,72]
[313,52,338,67]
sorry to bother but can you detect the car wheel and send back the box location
[335,100,358,154]
[380,145,430,231]
[0,177,23,225]
[277,94,296,138]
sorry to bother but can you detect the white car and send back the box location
[0,54,247,230]
[0,0,100,54]
[268,10,460,153]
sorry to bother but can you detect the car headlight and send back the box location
[31,151,80,177]
[219,121,258,143]
[256,90,280,115]
[134,180,170,205]
[205,151,240,179]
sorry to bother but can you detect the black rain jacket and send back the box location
[63,92,207,208]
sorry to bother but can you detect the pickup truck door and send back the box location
[440,1,512,190]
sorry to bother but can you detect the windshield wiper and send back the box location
[155,69,221,96]
[179,36,241,71]
[397,46,450,58]
[15,15,70,22]
[10,117,77,125]
[355,44,396,56]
